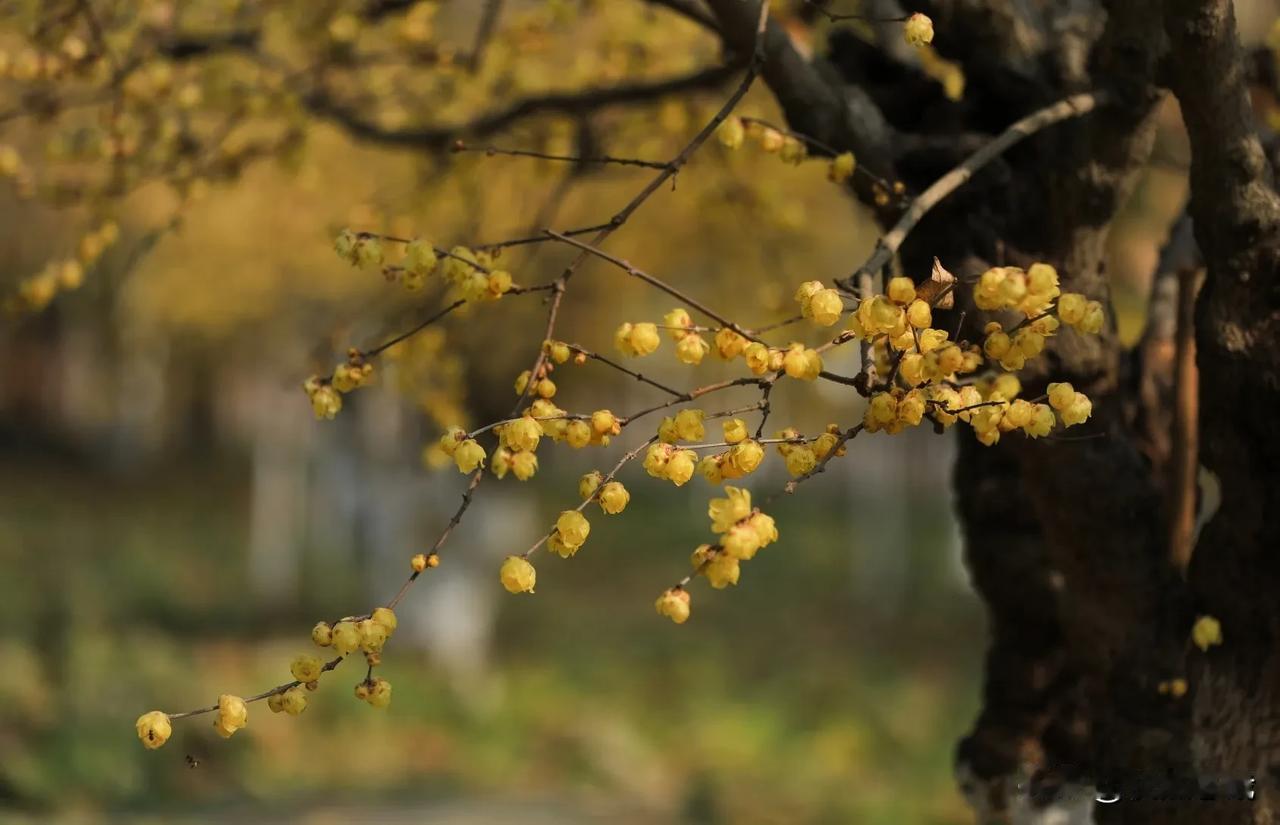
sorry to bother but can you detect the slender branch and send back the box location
[452,141,668,170]
[167,656,345,719]
[360,299,466,359]
[837,91,1108,293]
[566,345,687,397]
[466,0,504,72]
[302,63,743,151]
[545,231,761,342]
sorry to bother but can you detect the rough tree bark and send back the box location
[702,0,1279,822]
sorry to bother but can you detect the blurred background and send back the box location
[3,0,1273,822]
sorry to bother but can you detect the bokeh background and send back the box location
[3,1,1275,822]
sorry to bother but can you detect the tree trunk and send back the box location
[703,0,1280,821]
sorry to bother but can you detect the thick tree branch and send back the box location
[300,62,742,150]
[703,0,897,197]
[1166,0,1280,797]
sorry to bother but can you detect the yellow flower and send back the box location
[598,481,629,514]
[136,711,172,750]
[984,330,1011,360]
[372,607,397,635]
[281,686,308,716]
[655,588,691,624]
[311,622,333,647]
[715,328,749,359]
[676,333,710,364]
[869,392,897,425]
[665,449,697,486]
[357,618,388,653]
[367,677,392,708]
[290,654,323,683]
[1005,399,1034,429]
[709,486,752,532]
[308,383,342,420]
[404,239,438,278]
[331,621,360,655]
[718,116,745,150]
[723,418,748,444]
[782,344,822,381]
[795,280,824,315]
[748,512,778,547]
[698,455,724,484]
[1060,392,1093,426]
[453,439,486,473]
[897,390,926,426]
[627,322,661,356]
[579,470,604,500]
[565,419,591,448]
[547,532,578,559]
[704,553,741,589]
[1027,263,1059,295]
[214,694,248,738]
[906,299,932,329]
[501,416,542,452]
[903,12,934,46]
[674,409,705,441]
[644,442,674,477]
[664,307,693,339]
[410,553,431,572]
[1047,382,1076,411]
[721,522,763,559]
[1058,292,1088,326]
[590,409,619,436]
[785,446,817,476]
[438,426,466,455]
[1024,404,1055,438]
[500,556,536,593]
[1080,301,1105,334]
[556,510,591,547]
[510,450,538,480]
[758,127,785,153]
[887,276,916,304]
[780,136,807,165]
[828,151,856,183]
[546,340,571,363]
[614,322,635,354]
[809,288,844,327]
[1013,329,1045,359]
[726,440,764,477]
[1191,615,1223,652]
[744,342,773,375]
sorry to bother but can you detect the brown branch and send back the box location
[451,141,668,170]
[1168,268,1199,571]
[837,91,1107,293]
[545,231,761,342]
[301,62,743,151]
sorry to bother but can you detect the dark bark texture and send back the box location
[701,1,1280,821]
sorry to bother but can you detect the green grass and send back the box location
[0,455,983,824]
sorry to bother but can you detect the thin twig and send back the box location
[837,92,1108,294]
[453,142,668,170]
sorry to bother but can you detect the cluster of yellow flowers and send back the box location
[4,220,118,315]
[335,230,514,303]
[843,264,1103,444]
[655,486,779,623]
[134,604,403,749]
[774,425,846,477]
[303,351,375,420]
[716,116,858,185]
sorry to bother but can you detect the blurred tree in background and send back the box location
[3,1,1280,823]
